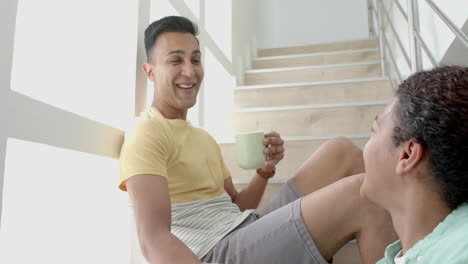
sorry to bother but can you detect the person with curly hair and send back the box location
[362,65,468,264]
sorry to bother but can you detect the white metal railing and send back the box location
[368,0,468,88]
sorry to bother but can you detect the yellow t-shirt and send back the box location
[119,107,230,204]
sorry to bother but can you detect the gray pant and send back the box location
[201,179,331,264]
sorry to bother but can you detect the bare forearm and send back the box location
[233,174,268,211]
[141,232,201,264]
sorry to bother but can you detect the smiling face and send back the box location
[361,100,402,208]
[143,32,204,119]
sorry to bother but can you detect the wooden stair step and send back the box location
[235,79,392,108]
[228,103,387,138]
[253,49,379,69]
[244,62,381,85]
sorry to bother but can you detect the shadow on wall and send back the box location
[441,20,468,67]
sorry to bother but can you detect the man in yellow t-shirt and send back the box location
[119,16,398,264]
[119,106,230,204]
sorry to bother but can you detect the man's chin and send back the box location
[181,99,197,110]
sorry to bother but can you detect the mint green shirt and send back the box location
[377,203,468,264]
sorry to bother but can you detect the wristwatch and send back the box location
[256,168,275,180]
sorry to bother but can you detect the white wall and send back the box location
[232,0,258,74]
[441,20,468,66]
[256,0,370,49]
[418,0,468,67]
[0,0,135,262]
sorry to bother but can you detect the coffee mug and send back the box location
[235,131,265,169]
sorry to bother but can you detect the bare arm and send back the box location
[126,174,201,264]
[224,174,268,211]
[224,131,285,211]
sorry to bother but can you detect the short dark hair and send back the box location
[393,66,468,209]
[144,16,199,62]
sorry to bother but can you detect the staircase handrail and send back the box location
[368,0,468,89]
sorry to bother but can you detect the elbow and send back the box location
[138,235,153,262]
[137,230,169,262]
[139,238,152,262]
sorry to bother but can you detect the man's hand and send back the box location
[261,131,285,172]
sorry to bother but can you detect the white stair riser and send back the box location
[244,64,381,85]
[253,50,379,69]
[235,80,393,108]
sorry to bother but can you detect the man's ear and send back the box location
[142,62,155,82]
[396,140,425,175]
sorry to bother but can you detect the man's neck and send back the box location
[389,188,452,254]
[151,101,187,120]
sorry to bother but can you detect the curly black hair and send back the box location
[144,16,199,62]
[393,66,468,209]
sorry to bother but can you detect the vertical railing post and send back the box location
[367,0,375,39]
[377,0,386,77]
[251,36,257,59]
[198,0,205,128]
[134,0,151,117]
[407,0,422,73]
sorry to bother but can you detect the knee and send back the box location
[327,137,362,157]
[327,137,364,174]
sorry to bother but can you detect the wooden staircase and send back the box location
[220,39,394,264]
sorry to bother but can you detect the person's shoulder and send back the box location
[192,126,217,142]
[431,233,468,263]
[448,204,468,242]
[124,109,172,141]
[445,203,468,237]
[426,204,468,262]
[140,107,170,128]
